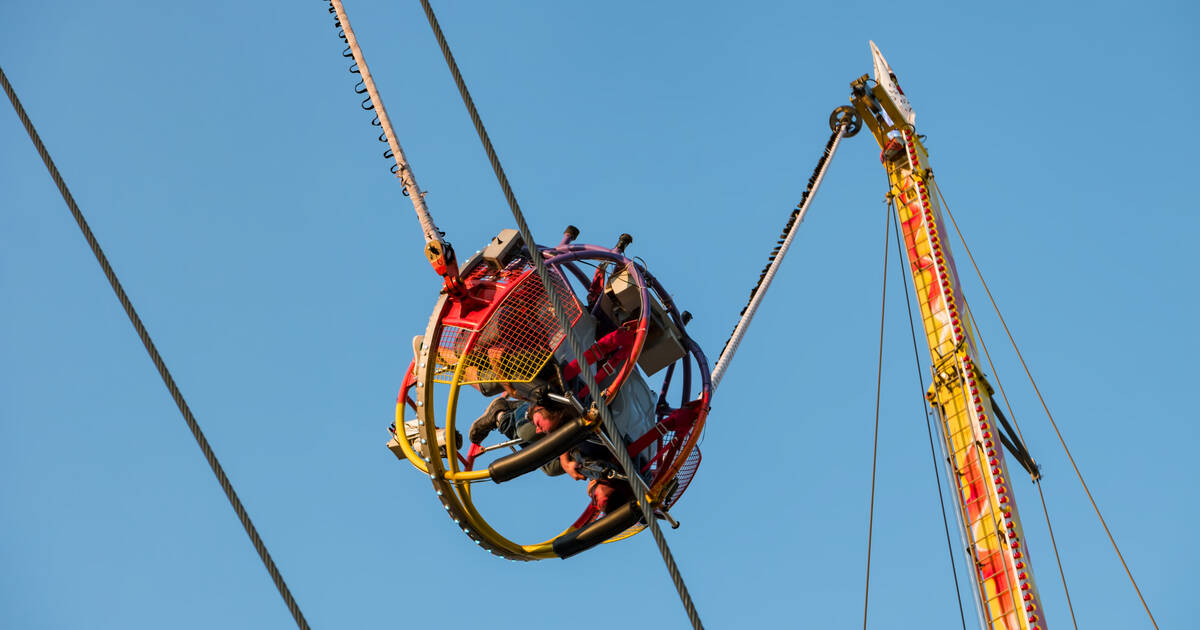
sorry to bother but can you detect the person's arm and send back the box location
[541,456,565,477]
[558,451,585,480]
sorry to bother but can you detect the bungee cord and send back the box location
[328,0,461,286]
[711,122,850,391]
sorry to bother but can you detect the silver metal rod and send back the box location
[477,438,523,455]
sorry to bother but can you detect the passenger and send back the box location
[468,399,572,477]
[468,395,636,514]
[468,399,566,445]
[558,322,660,475]
[558,442,636,514]
[588,479,634,514]
[468,317,657,513]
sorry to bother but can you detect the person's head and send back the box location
[530,404,566,434]
[588,479,633,513]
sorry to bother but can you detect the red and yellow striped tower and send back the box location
[850,42,1046,630]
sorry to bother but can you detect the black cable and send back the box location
[413,3,704,627]
[1036,480,1081,630]
[862,204,890,629]
[1,65,313,630]
[890,200,968,630]
[966,296,1078,629]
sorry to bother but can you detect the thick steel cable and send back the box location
[967,300,1080,629]
[711,125,847,390]
[932,179,1158,628]
[413,3,703,627]
[1,66,312,630]
[862,204,890,630]
[889,200,968,630]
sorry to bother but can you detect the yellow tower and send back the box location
[849,42,1047,630]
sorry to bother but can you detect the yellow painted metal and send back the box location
[440,356,469,480]
[446,469,490,481]
[439,338,576,559]
[605,523,646,543]
[441,350,536,557]
[402,273,671,558]
[411,296,533,559]
[852,76,1046,629]
[392,401,429,474]
[384,359,493,482]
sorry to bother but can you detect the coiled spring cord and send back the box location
[327,3,407,186]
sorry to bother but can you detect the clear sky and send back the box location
[2,1,1195,628]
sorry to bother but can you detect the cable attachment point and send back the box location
[424,240,465,297]
[829,105,862,137]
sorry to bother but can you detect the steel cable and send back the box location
[966,301,1079,629]
[1,65,312,630]
[413,2,704,627]
[1036,480,1081,629]
[862,204,891,629]
[889,199,969,630]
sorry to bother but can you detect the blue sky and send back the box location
[2,1,1195,628]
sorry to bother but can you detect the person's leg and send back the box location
[494,401,531,440]
[468,397,521,444]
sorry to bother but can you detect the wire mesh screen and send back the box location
[601,446,700,543]
[664,447,701,508]
[433,325,472,382]
[433,265,582,385]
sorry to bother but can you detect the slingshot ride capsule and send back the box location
[389,228,712,559]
